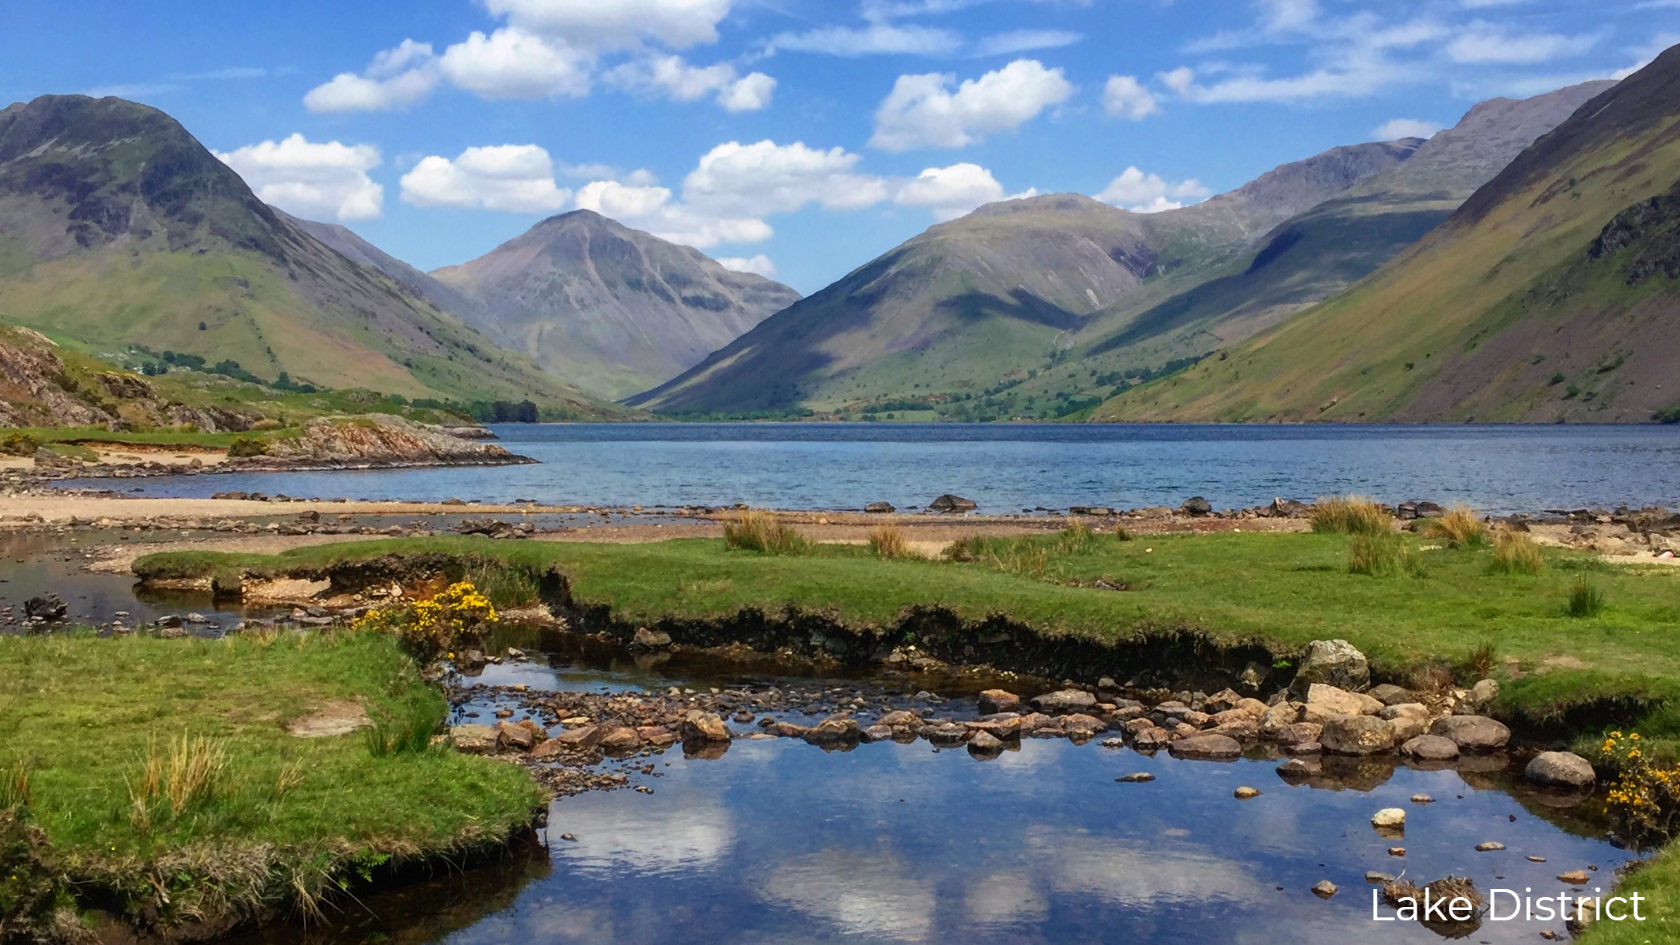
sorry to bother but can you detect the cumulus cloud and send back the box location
[214,134,383,222]
[605,55,775,111]
[1373,117,1442,140]
[1445,22,1603,64]
[303,40,440,113]
[437,28,592,100]
[683,140,891,215]
[483,0,735,50]
[716,254,778,278]
[894,163,1008,221]
[1102,75,1159,120]
[870,59,1074,151]
[973,29,1083,57]
[1095,166,1211,213]
[399,144,573,212]
[574,179,772,247]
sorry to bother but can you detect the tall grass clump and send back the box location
[1423,506,1489,549]
[1568,578,1606,618]
[868,526,909,560]
[1310,495,1390,535]
[0,759,30,810]
[723,511,810,555]
[365,700,441,758]
[464,561,543,608]
[1056,518,1096,555]
[1348,532,1422,578]
[1490,529,1544,575]
[132,733,228,827]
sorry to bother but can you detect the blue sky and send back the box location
[1,0,1672,293]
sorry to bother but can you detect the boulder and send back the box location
[1168,733,1242,760]
[599,726,644,753]
[553,725,603,751]
[23,594,67,622]
[451,724,498,753]
[680,710,732,743]
[1032,689,1097,713]
[1387,716,1428,743]
[1431,716,1510,751]
[631,627,673,650]
[878,710,921,729]
[919,721,970,745]
[1368,684,1416,706]
[494,720,542,752]
[1203,689,1245,713]
[929,494,978,513]
[967,731,1004,755]
[978,689,1022,714]
[1461,678,1500,713]
[1371,809,1407,829]
[1063,714,1109,738]
[1400,735,1460,761]
[1378,703,1430,721]
[865,502,896,514]
[1275,722,1323,748]
[1131,727,1172,751]
[803,716,862,745]
[1320,716,1396,755]
[1295,639,1371,692]
[1181,496,1213,516]
[1259,702,1301,737]
[1525,751,1596,789]
[1306,684,1366,718]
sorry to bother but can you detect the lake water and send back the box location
[223,651,1632,945]
[67,424,1680,515]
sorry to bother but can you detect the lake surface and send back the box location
[224,650,1632,945]
[74,423,1680,514]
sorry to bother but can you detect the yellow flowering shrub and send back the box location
[1599,730,1679,845]
[352,582,498,659]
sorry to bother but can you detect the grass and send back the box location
[869,525,910,560]
[0,631,540,929]
[1309,495,1391,535]
[1569,577,1608,618]
[1491,529,1545,575]
[723,511,811,555]
[1347,532,1422,577]
[1423,506,1490,549]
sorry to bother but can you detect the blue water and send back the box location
[67,423,1680,514]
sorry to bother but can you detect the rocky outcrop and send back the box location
[0,329,120,428]
[258,415,531,468]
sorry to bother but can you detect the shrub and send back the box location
[0,433,39,457]
[1310,495,1390,535]
[943,535,989,562]
[868,525,909,560]
[1348,532,1421,577]
[1115,526,1134,542]
[1600,731,1679,846]
[226,436,269,458]
[249,418,284,431]
[1567,578,1606,618]
[1423,506,1488,549]
[352,581,499,659]
[1490,529,1544,575]
[723,511,809,555]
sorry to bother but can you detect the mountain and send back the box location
[630,140,1422,415]
[0,94,613,416]
[429,210,801,401]
[1094,51,1679,423]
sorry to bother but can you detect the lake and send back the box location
[72,423,1680,514]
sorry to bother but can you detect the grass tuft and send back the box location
[1348,532,1422,578]
[723,511,810,555]
[1424,506,1489,549]
[0,759,30,810]
[1057,519,1096,555]
[868,525,910,560]
[365,700,442,758]
[1568,578,1607,618]
[1310,495,1390,535]
[1490,529,1545,576]
[1466,641,1498,681]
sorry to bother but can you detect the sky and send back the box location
[1,1,1673,294]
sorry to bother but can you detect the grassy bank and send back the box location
[0,630,541,938]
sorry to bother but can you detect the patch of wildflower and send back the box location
[1598,730,1680,846]
[351,582,497,659]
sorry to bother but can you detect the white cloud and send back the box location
[1095,166,1211,213]
[1445,22,1602,64]
[974,29,1083,57]
[214,134,383,222]
[716,254,778,278]
[605,55,775,111]
[683,140,891,216]
[437,28,592,100]
[482,0,735,50]
[303,40,440,112]
[1102,75,1159,120]
[1158,62,1406,103]
[1373,117,1442,140]
[870,59,1074,151]
[399,144,573,213]
[894,163,1008,221]
[767,23,963,57]
[574,179,772,247]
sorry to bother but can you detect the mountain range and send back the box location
[1096,48,1680,423]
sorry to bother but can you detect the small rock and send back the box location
[1431,715,1510,751]
[1320,715,1396,755]
[1371,808,1406,830]
[1181,496,1213,516]
[631,627,673,650]
[1116,772,1156,783]
[978,689,1022,714]
[1475,842,1506,852]
[1366,871,1395,885]
[865,501,896,514]
[1234,786,1261,799]
[1527,856,1547,863]
[1032,689,1097,712]
[1311,880,1338,899]
[1400,735,1460,761]
[968,731,1004,755]
[1411,794,1435,804]
[1168,733,1242,760]
[1388,847,1406,857]
[1558,870,1590,885]
[929,494,978,513]
[1525,751,1596,789]
[680,710,731,743]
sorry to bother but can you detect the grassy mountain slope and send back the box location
[432,210,801,401]
[1095,52,1680,423]
[631,142,1422,415]
[0,95,614,417]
